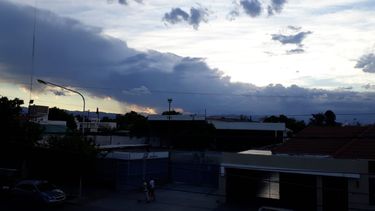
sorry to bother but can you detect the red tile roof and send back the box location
[272,126,375,159]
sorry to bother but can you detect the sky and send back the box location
[1,0,375,122]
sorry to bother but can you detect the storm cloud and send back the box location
[355,53,375,73]
[1,1,375,120]
[163,7,208,30]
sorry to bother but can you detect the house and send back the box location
[220,126,375,211]
[29,105,69,141]
[78,117,117,133]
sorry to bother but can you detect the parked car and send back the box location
[11,180,66,205]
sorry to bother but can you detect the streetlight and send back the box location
[37,79,86,136]
[167,98,172,113]
[37,79,86,198]
[167,98,172,120]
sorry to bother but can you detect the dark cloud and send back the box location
[231,0,287,18]
[163,7,208,30]
[272,31,312,46]
[189,7,209,29]
[286,48,304,54]
[268,0,287,15]
[50,90,67,96]
[118,0,127,5]
[1,1,375,120]
[240,0,262,17]
[163,8,190,24]
[272,27,311,55]
[355,53,375,73]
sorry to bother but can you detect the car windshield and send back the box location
[37,182,55,191]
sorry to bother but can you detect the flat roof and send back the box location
[239,150,272,155]
[148,115,206,121]
[209,120,286,131]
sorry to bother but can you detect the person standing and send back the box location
[143,181,150,202]
[148,179,155,201]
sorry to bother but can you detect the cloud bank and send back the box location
[1,1,375,120]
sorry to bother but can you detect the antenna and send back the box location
[29,0,37,106]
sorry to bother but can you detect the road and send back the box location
[0,184,254,211]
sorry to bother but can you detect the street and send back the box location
[0,184,253,211]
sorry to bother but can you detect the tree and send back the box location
[324,110,336,126]
[309,110,339,126]
[101,116,115,122]
[48,107,77,131]
[309,113,326,126]
[0,97,42,146]
[46,135,97,160]
[263,114,306,133]
[116,111,149,137]
[44,135,98,186]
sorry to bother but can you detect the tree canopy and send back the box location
[309,110,339,126]
[116,111,148,137]
[263,114,306,133]
[48,107,77,131]
[0,97,42,146]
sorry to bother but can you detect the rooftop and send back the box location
[208,120,286,131]
[272,126,375,160]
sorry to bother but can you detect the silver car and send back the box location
[11,180,66,205]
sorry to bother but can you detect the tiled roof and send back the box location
[272,126,375,159]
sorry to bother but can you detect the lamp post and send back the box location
[37,79,86,198]
[37,79,85,136]
[167,98,172,113]
[167,98,172,120]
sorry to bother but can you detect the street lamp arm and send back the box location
[37,79,86,135]
[37,79,85,105]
